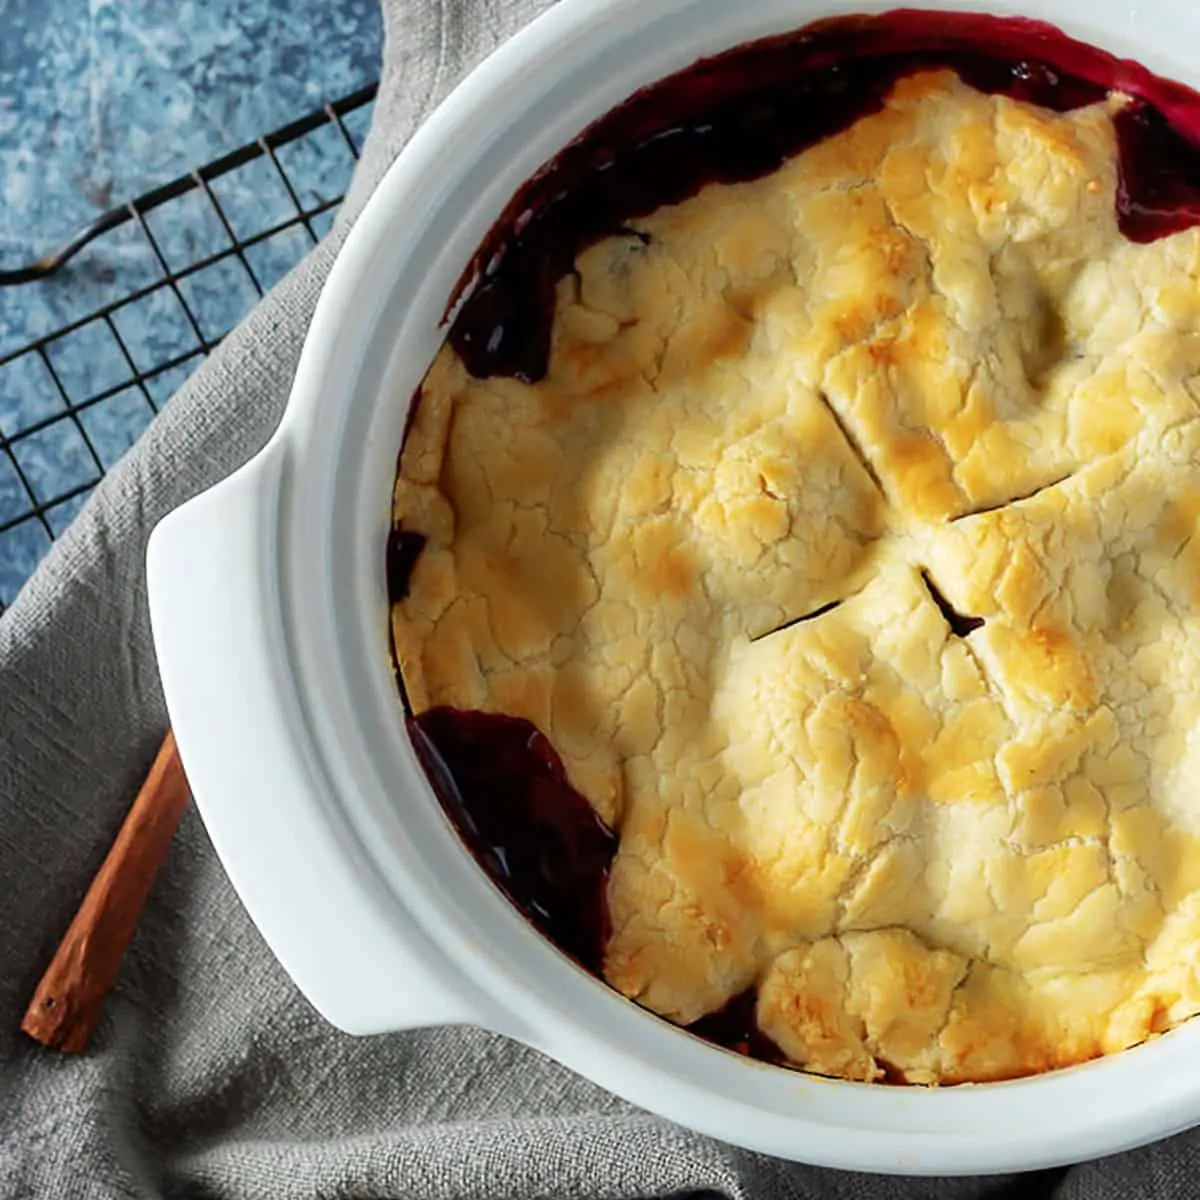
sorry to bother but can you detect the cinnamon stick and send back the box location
[22,729,191,1053]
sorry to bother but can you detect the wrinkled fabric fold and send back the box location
[2,2,1200,1196]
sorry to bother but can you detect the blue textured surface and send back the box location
[0,0,381,605]
[0,0,380,262]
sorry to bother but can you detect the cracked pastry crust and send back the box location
[391,70,1200,1083]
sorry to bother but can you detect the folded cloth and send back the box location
[2,2,1199,1196]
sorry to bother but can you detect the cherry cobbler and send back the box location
[388,12,1200,1084]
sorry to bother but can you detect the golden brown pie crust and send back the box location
[391,71,1200,1083]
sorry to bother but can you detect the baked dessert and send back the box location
[389,14,1200,1084]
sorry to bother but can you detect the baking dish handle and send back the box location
[146,440,487,1036]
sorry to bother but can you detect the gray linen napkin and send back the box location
[2,3,1198,1196]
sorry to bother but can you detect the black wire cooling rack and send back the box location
[0,83,379,613]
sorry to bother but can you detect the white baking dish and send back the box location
[146,0,1200,1174]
